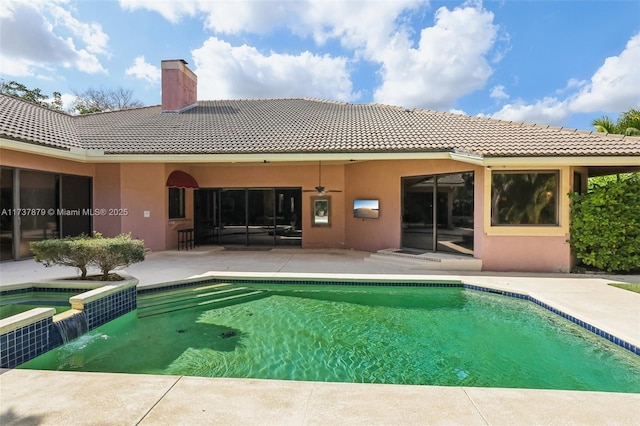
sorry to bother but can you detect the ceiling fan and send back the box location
[303,161,342,195]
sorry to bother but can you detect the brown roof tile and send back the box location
[1,95,639,158]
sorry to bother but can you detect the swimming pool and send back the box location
[20,284,640,392]
[0,290,73,320]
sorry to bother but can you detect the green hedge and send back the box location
[30,233,145,280]
[569,174,640,272]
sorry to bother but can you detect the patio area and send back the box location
[1,247,639,425]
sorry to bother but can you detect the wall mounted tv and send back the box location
[353,199,379,219]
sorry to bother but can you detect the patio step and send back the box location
[137,284,267,318]
[365,249,482,271]
[137,283,235,305]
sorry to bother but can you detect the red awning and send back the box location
[166,170,199,189]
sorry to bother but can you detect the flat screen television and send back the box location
[353,199,379,219]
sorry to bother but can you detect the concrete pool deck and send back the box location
[1,247,639,425]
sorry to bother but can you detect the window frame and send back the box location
[168,187,186,219]
[490,170,560,227]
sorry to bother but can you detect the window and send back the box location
[169,187,185,219]
[491,171,558,226]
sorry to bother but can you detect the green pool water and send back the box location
[0,291,72,320]
[20,285,640,392]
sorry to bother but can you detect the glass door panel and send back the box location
[195,189,219,245]
[19,171,59,258]
[60,175,92,237]
[275,188,302,246]
[401,176,435,251]
[1,168,14,260]
[435,173,474,255]
[247,189,275,246]
[220,189,247,245]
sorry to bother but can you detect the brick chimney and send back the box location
[161,59,197,113]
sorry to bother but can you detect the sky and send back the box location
[1,0,639,131]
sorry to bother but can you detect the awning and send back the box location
[166,170,199,188]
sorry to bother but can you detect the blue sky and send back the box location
[1,0,638,130]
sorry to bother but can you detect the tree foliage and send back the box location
[0,80,63,111]
[30,233,145,280]
[1,80,143,114]
[569,173,640,272]
[592,108,640,136]
[71,86,144,114]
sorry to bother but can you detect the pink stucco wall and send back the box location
[118,163,166,251]
[93,163,121,237]
[479,235,572,272]
[0,148,578,272]
[344,159,482,252]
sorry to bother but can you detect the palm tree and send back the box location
[592,108,640,136]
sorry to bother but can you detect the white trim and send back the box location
[2,137,639,167]
[484,156,640,167]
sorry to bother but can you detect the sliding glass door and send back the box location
[196,188,301,247]
[402,172,474,255]
[1,167,92,261]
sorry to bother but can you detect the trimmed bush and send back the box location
[569,174,640,272]
[30,233,145,280]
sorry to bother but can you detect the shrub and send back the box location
[569,173,640,272]
[30,233,145,280]
[90,233,146,280]
[30,235,93,278]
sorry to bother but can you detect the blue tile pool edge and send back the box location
[464,283,639,357]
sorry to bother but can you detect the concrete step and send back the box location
[137,289,267,318]
[138,283,232,305]
[137,281,268,318]
[365,249,482,271]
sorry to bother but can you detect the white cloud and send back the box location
[192,37,356,101]
[118,0,199,24]
[296,0,422,53]
[490,85,508,100]
[490,97,570,125]
[0,1,108,77]
[119,1,502,110]
[125,56,161,85]
[487,33,640,126]
[59,92,76,111]
[373,5,498,110]
[49,6,109,56]
[569,33,640,113]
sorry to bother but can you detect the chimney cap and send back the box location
[161,59,189,68]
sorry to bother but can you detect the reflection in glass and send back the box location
[1,168,13,260]
[491,172,558,225]
[402,172,474,255]
[19,171,59,258]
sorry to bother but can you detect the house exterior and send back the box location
[1,59,638,272]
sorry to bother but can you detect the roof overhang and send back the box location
[2,137,639,168]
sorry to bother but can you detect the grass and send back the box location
[608,283,640,294]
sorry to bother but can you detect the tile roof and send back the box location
[0,94,81,150]
[1,94,639,158]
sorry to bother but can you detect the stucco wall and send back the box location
[0,150,580,272]
[118,163,166,251]
[344,159,481,252]
[93,163,121,237]
[479,235,572,272]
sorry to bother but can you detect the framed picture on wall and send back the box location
[311,196,331,227]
